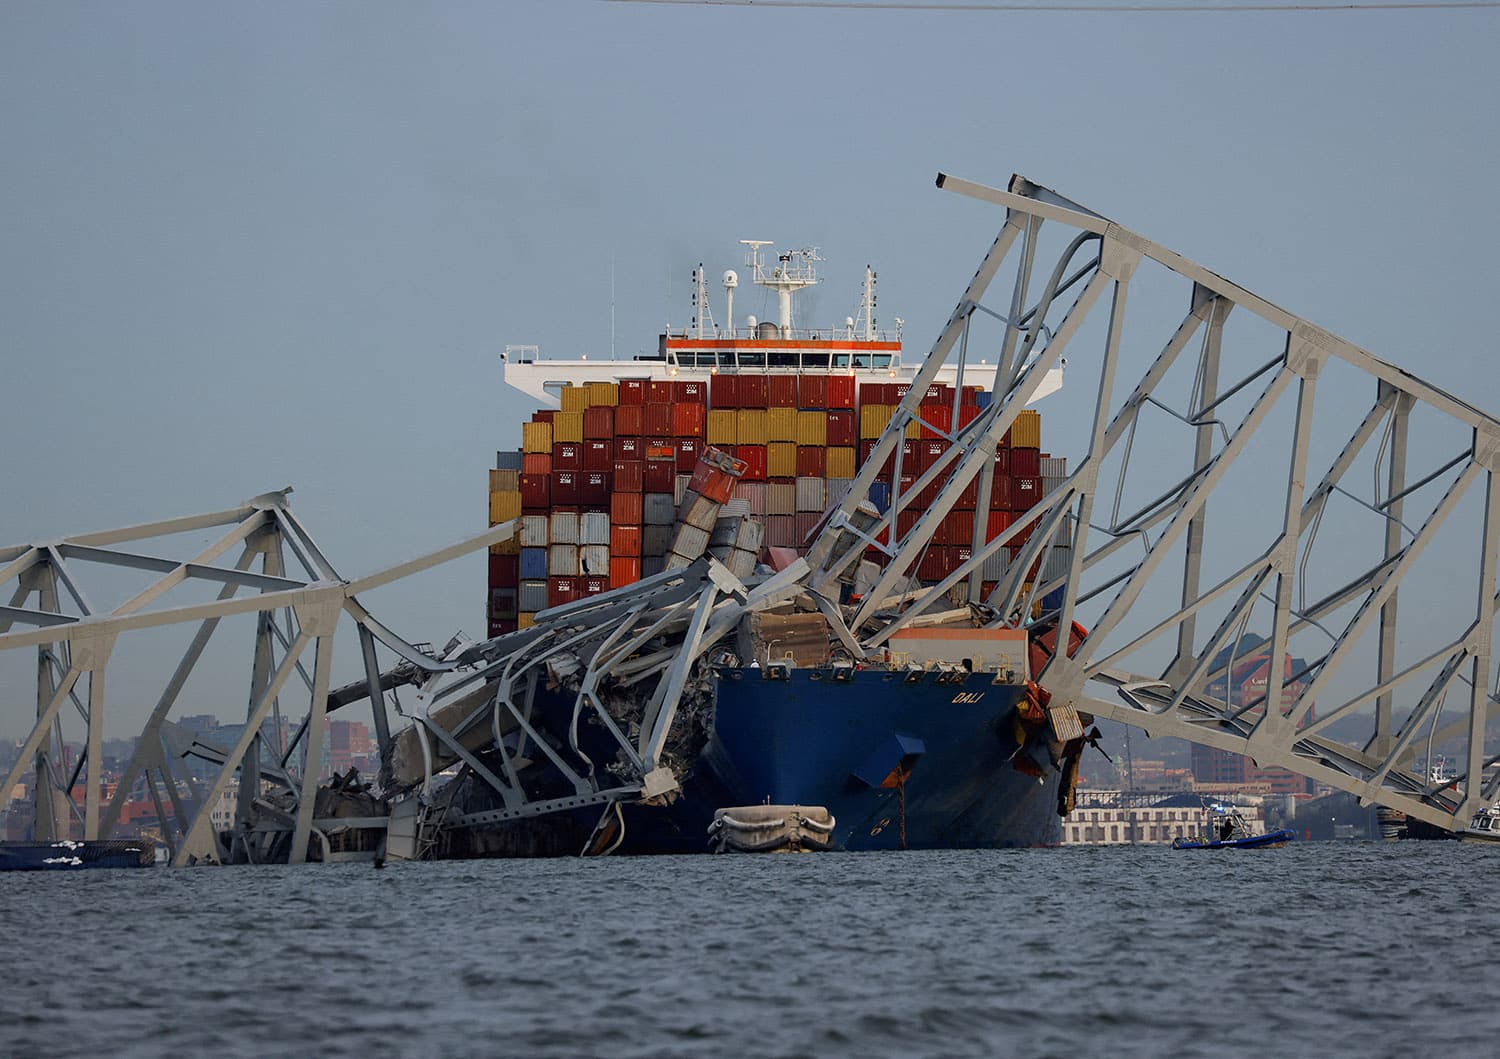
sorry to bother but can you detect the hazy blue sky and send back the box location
[3,2,1497,731]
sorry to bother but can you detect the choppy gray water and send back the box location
[2,842,1496,1058]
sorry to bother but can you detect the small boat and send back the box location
[1171,803,1295,850]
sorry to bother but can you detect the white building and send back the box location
[1063,792,1266,846]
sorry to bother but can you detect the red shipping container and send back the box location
[800,375,830,409]
[737,444,768,482]
[610,524,642,556]
[614,403,645,437]
[938,510,975,547]
[1011,475,1041,512]
[552,442,581,469]
[611,491,643,525]
[710,374,738,409]
[644,402,673,438]
[923,383,954,405]
[918,546,955,582]
[549,470,578,506]
[643,458,676,493]
[548,576,579,608]
[796,446,826,478]
[738,374,769,408]
[580,471,611,507]
[488,619,518,637]
[897,507,920,537]
[645,443,676,461]
[953,545,974,577]
[583,440,613,471]
[1011,446,1041,477]
[891,382,913,404]
[522,453,552,476]
[826,410,855,447]
[610,556,642,589]
[828,374,856,409]
[488,553,520,586]
[958,404,983,431]
[673,402,706,438]
[616,437,644,460]
[767,374,797,407]
[521,473,550,510]
[618,378,647,405]
[676,379,707,403]
[613,460,643,493]
[583,405,614,440]
[917,439,949,472]
[992,447,1010,475]
[987,509,1013,541]
[920,404,953,440]
[955,475,979,512]
[858,381,888,406]
[989,473,1012,510]
[676,437,701,473]
[534,409,556,424]
[795,511,820,543]
[581,575,609,597]
[648,380,675,403]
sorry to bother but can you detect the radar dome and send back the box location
[722,270,738,288]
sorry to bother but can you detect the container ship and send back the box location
[469,244,1083,853]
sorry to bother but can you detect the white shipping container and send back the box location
[670,523,712,562]
[709,517,741,548]
[548,544,579,576]
[1039,456,1068,477]
[825,478,854,508]
[795,477,825,513]
[982,547,1009,581]
[580,511,611,546]
[549,511,580,545]
[724,499,751,517]
[518,579,549,612]
[678,491,721,533]
[766,482,796,516]
[734,481,769,517]
[1042,546,1073,582]
[579,545,611,575]
[735,518,764,553]
[520,514,550,548]
[674,474,691,506]
[1042,476,1067,500]
[726,547,758,579]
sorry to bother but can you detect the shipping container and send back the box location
[522,420,553,454]
[488,553,520,587]
[614,403,645,437]
[670,523,712,562]
[736,444,768,482]
[989,474,1012,510]
[799,374,829,409]
[765,514,797,548]
[643,458,676,493]
[795,477,825,512]
[616,436,644,461]
[642,524,673,557]
[548,576,580,608]
[579,545,611,575]
[583,439,612,471]
[610,523,642,557]
[919,404,953,440]
[548,510,579,545]
[1011,409,1042,449]
[827,374,856,409]
[794,409,826,447]
[517,612,537,631]
[860,403,894,440]
[579,471,611,507]
[795,511,820,544]
[644,402,673,438]
[547,470,576,506]
[673,402,706,438]
[611,490,643,525]
[619,378,647,406]
[675,437,701,473]
[709,373,737,409]
[767,441,797,478]
[519,579,548,612]
[918,546,956,583]
[613,460,644,493]
[796,446,826,478]
[738,374,769,408]
[767,406,798,442]
[552,441,581,469]
[644,493,675,525]
[1039,455,1067,477]
[1011,446,1041,477]
[825,409,855,447]
[520,473,550,510]
[559,386,588,413]
[553,411,584,444]
[737,408,769,445]
[489,490,523,524]
[584,381,618,407]
[673,474,690,506]
[582,405,613,440]
[733,480,768,516]
[938,510,975,547]
[987,508,1013,542]
[520,514,550,548]
[1011,475,1041,512]
[521,453,551,477]
[580,511,611,546]
[766,480,796,515]
[520,548,548,580]
[707,409,737,446]
[610,556,642,589]
[648,379,674,404]
[677,490,722,533]
[549,544,580,576]
[489,468,520,492]
[825,446,857,480]
[677,379,707,403]
[767,374,797,407]
[488,587,518,620]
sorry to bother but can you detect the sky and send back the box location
[2,0,1498,736]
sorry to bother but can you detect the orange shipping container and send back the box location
[767,442,797,478]
[611,491,644,524]
[522,453,551,476]
[673,402,706,438]
[610,524,642,556]
[610,556,643,589]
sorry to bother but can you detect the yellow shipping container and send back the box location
[489,489,522,524]
[737,408,769,446]
[767,442,797,478]
[826,446,857,479]
[489,536,520,556]
[860,404,893,440]
[766,406,798,442]
[584,381,619,407]
[553,411,584,443]
[796,410,827,447]
[522,420,553,454]
[518,612,536,630]
[489,468,519,491]
[559,386,588,412]
[1011,409,1042,449]
[707,409,738,446]
[906,418,921,440]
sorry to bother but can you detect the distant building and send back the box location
[1190,634,1317,797]
[1063,790,1267,846]
[326,720,372,777]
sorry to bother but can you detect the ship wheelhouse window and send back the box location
[873,354,892,368]
[800,350,832,370]
[770,350,799,368]
[739,351,765,367]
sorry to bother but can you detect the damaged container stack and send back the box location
[488,371,1062,637]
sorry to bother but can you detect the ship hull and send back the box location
[0,840,154,871]
[614,667,1063,854]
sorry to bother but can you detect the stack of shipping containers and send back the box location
[487,374,1063,637]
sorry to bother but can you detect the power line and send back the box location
[603,1,1500,13]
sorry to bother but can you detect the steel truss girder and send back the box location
[0,490,519,864]
[880,172,1500,836]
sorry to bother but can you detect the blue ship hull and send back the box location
[616,667,1064,854]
